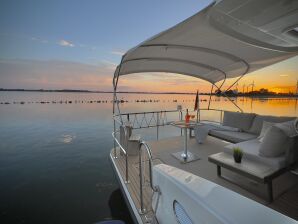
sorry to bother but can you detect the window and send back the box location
[173,200,193,224]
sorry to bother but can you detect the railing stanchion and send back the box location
[179,110,183,136]
[139,143,146,214]
[113,119,117,159]
[138,141,156,215]
[125,152,129,183]
[156,112,159,140]
[123,126,130,184]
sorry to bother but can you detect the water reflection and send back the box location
[60,134,76,144]
[0,92,297,224]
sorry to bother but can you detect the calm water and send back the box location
[0,92,297,224]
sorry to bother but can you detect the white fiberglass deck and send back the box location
[110,135,298,222]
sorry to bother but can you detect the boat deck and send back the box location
[110,135,298,222]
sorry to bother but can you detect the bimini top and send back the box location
[114,0,298,84]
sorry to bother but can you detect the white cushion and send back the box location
[223,111,256,132]
[258,121,275,142]
[274,120,298,137]
[248,115,296,135]
[259,126,289,158]
[224,139,286,169]
[209,130,257,143]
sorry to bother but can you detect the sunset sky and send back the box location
[0,0,297,93]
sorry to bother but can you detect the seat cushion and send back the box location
[259,126,289,157]
[209,130,257,143]
[222,111,256,132]
[224,139,286,169]
[248,115,296,135]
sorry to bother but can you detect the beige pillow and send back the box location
[259,126,289,157]
[258,121,275,142]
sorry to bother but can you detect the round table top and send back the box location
[170,120,203,128]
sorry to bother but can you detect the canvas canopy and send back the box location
[114,0,298,86]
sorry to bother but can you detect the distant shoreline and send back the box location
[0,88,194,95]
[0,88,297,98]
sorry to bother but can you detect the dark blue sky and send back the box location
[0,0,211,64]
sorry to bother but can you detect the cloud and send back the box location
[110,50,125,56]
[58,40,75,47]
[279,74,289,77]
[100,60,117,66]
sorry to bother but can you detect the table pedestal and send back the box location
[172,127,200,163]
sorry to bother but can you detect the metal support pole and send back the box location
[139,146,146,214]
[222,92,243,112]
[115,94,123,124]
[137,141,155,214]
[182,128,188,159]
[156,112,159,140]
[113,56,125,125]
[125,151,129,184]
[121,125,129,184]
[113,119,117,159]
[180,110,183,136]
[213,83,244,113]
[112,54,127,159]
[208,84,214,110]
[113,74,117,159]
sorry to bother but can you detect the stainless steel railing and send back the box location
[114,109,182,140]
[112,108,232,214]
[138,141,158,214]
[112,125,158,214]
[115,108,226,128]
[197,108,225,124]
[112,125,129,183]
[115,110,180,126]
[114,108,229,141]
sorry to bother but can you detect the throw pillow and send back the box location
[274,119,298,137]
[258,121,275,142]
[259,126,289,157]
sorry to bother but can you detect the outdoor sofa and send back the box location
[202,111,298,201]
[209,111,298,169]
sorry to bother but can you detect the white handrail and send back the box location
[138,141,160,214]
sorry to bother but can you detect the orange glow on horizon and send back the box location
[1,56,297,92]
[116,56,298,93]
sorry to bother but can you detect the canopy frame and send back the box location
[113,55,246,125]
[120,44,250,85]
